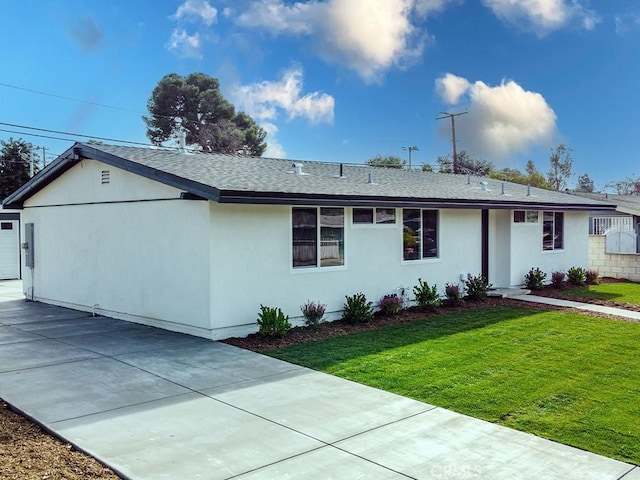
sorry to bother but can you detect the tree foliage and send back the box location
[575,173,595,193]
[436,151,494,176]
[0,138,38,201]
[605,176,640,195]
[366,154,406,169]
[487,161,553,189]
[143,73,267,156]
[547,144,574,191]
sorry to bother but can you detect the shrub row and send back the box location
[524,266,599,290]
[256,274,493,337]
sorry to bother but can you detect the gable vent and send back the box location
[101,170,110,184]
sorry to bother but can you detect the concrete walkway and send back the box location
[513,294,640,321]
[0,284,637,479]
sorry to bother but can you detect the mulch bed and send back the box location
[223,298,572,353]
[224,279,640,353]
[0,401,120,480]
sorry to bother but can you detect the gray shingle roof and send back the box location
[3,142,615,211]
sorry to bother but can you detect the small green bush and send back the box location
[551,271,566,289]
[586,269,600,285]
[257,305,291,338]
[413,278,442,311]
[567,266,586,286]
[464,274,493,301]
[524,267,547,290]
[378,293,404,315]
[342,293,374,324]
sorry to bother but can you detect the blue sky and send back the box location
[2,0,639,190]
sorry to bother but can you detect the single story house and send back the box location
[0,205,21,280]
[576,192,640,281]
[3,143,613,339]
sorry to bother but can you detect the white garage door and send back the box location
[0,221,20,280]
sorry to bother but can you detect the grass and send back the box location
[560,281,640,304]
[266,306,640,465]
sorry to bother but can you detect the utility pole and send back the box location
[436,111,467,174]
[402,145,419,170]
[41,146,48,167]
[28,143,34,177]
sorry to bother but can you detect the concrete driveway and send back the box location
[0,288,637,479]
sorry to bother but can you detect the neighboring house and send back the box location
[576,193,640,281]
[0,205,21,280]
[3,143,613,339]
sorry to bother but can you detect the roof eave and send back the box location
[2,143,222,208]
[218,190,615,210]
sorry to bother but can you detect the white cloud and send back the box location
[482,0,600,35]
[232,67,335,124]
[615,12,640,36]
[435,73,471,105]
[235,0,426,83]
[261,122,287,158]
[171,0,218,26]
[435,73,557,159]
[414,0,462,17]
[166,28,202,58]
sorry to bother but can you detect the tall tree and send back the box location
[0,138,38,200]
[575,173,595,193]
[366,154,406,169]
[547,144,574,191]
[605,176,640,195]
[437,151,494,176]
[143,73,267,156]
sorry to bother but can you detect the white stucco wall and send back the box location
[22,160,212,337]
[208,204,482,338]
[509,211,589,285]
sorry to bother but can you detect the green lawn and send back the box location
[560,281,640,304]
[266,306,640,465]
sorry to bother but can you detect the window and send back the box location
[543,212,563,250]
[514,210,539,223]
[1,222,12,230]
[352,208,396,225]
[403,209,438,261]
[292,207,344,268]
[353,208,374,224]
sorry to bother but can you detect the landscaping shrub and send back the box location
[524,267,546,291]
[378,293,404,315]
[342,293,374,324]
[551,271,566,289]
[567,266,586,286]
[413,278,442,311]
[464,274,492,301]
[586,269,600,285]
[257,305,291,338]
[300,300,326,326]
[444,283,463,306]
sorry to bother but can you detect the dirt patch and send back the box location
[0,401,120,480]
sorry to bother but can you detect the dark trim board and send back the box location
[481,209,489,281]
[0,213,20,220]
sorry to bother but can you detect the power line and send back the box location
[0,122,153,146]
[0,82,164,118]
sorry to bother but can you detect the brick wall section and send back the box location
[589,235,640,281]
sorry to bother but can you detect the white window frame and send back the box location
[401,208,440,263]
[542,211,564,251]
[351,207,397,226]
[291,206,347,272]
